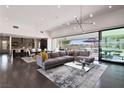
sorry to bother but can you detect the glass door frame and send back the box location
[99,26,124,64]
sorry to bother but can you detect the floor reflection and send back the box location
[0,54,9,71]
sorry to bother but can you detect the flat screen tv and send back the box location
[100,27,124,63]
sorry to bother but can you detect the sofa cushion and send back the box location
[47,53,51,59]
[79,51,90,56]
[59,52,67,56]
[44,59,65,70]
[50,52,60,58]
[85,57,94,63]
[75,56,94,63]
[63,56,74,62]
[67,51,74,56]
[41,51,48,62]
[44,57,67,68]
[74,51,80,56]
[56,57,67,62]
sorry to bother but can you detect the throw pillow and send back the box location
[40,51,48,62]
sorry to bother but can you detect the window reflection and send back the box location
[1,55,8,70]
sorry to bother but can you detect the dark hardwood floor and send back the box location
[0,54,124,88]
[95,62,124,88]
[0,54,58,88]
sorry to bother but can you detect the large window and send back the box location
[2,40,8,50]
[53,32,99,60]
[100,28,124,63]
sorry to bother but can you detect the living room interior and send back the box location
[0,5,124,88]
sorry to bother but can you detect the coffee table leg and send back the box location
[82,63,85,69]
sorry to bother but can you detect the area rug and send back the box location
[21,57,36,63]
[37,63,108,88]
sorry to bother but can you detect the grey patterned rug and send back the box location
[37,63,107,88]
[21,57,36,63]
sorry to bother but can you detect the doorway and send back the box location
[0,36,9,54]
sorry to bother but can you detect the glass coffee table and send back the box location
[75,59,91,71]
[65,59,94,72]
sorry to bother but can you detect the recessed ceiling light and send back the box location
[57,5,61,8]
[109,6,112,8]
[93,22,96,25]
[90,14,93,18]
[6,5,9,8]
[74,16,77,18]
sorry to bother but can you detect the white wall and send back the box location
[47,38,52,51]
[0,20,50,38]
[0,20,52,51]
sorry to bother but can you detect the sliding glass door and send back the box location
[54,32,99,61]
[53,27,124,63]
[100,27,124,63]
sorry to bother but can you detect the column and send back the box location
[9,36,12,55]
[34,38,37,49]
[47,38,52,51]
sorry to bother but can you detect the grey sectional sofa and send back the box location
[44,52,74,70]
[74,51,94,64]
[41,51,94,70]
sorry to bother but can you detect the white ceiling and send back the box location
[0,5,124,38]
